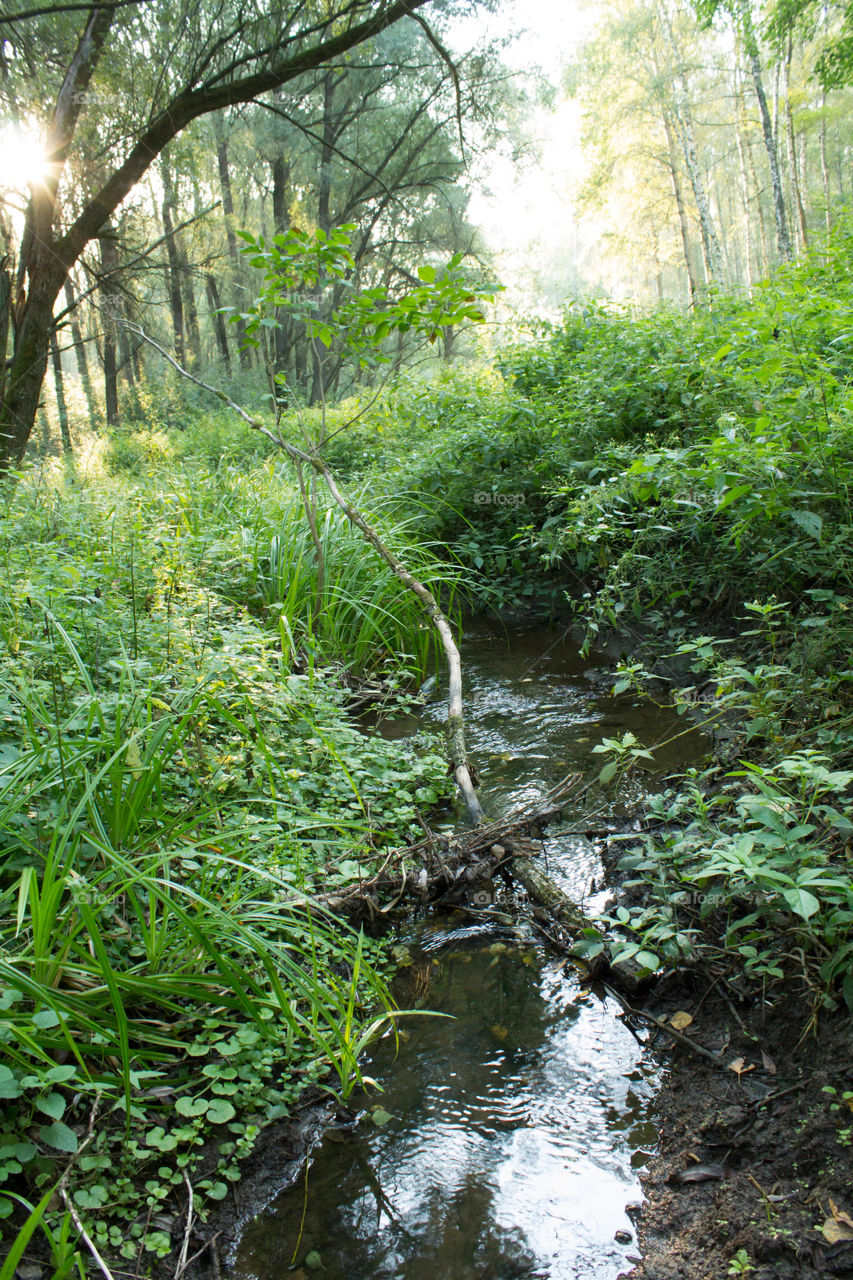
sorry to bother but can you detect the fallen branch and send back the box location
[122,330,653,995]
[123,324,484,825]
[175,1232,224,1277]
[601,982,730,1067]
[174,1170,195,1279]
[54,1100,118,1280]
[59,1186,117,1280]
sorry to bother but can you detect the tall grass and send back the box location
[255,493,462,676]
[0,461,452,1259]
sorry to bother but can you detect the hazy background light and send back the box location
[452,0,601,316]
[0,122,50,192]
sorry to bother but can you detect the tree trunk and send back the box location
[662,111,700,306]
[213,118,250,370]
[783,36,808,252]
[50,330,73,454]
[0,259,11,413]
[126,299,143,381]
[738,9,792,261]
[162,156,201,367]
[655,3,722,285]
[744,125,771,275]
[733,70,755,290]
[160,161,186,366]
[820,93,832,232]
[271,153,291,383]
[98,230,119,426]
[117,324,136,387]
[671,100,723,283]
[205,273,231,373]
[62,278,100,426]
[0,0,435,470]
[181,265,201,368]
[0,248,67,465]
[310,70,337,407]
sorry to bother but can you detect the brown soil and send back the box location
[626,975,853,1280]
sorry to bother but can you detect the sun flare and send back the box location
[0,124,50,192]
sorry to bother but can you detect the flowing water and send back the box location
[232,624,706,1280]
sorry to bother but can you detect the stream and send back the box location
[232,623,706,1280]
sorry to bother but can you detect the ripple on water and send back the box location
[232,625,705,1280]
[233,942,656,1280]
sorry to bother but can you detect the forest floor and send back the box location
[631,977,853,1280]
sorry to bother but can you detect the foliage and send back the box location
[369,227,853,1003]
[592,747,853,1000]
[501,223,853,641]
[0,462,453,1257]
[236,222,500,417]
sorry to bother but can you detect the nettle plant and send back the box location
[592,750,853,1002]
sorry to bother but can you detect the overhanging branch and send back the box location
[123,320,485,825]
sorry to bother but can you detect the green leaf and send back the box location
[305,1250,324,1270]
[599,760,619,785]
[0,1143,35,1163]
[74,1184,108,1209]
[791,509,823,542]
[175,1097,208,1118]
[715,484,751,513]
[0,1067,22,1100]
[35,1092,65,1120]
[44,1066,78,1085]
[0,1188,53,1277]
[371,1107,394,1126]
[206,1099,236,1124]
[782,886,820,920]
[38,1122,78,1154]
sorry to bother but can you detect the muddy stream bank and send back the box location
[224,623,709,1280]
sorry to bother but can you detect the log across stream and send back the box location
[229,623,707,1280]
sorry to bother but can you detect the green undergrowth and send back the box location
[365,224,853,1007]
[578,606,853,1007]
[0,464,453,1264]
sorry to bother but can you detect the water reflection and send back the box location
[234,940,653,1280]
[233,624,703,1280]
[418,622,705,819]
